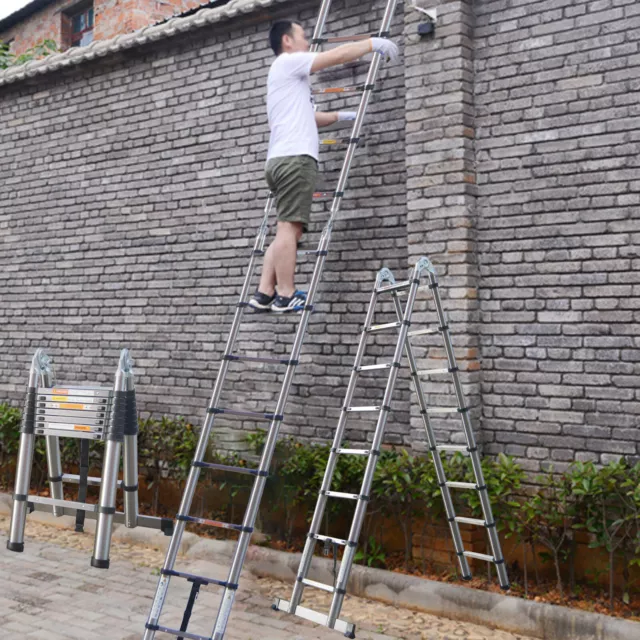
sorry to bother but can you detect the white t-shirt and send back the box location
[266,51,318,161]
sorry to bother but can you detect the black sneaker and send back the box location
[272,290,307,313]
[248,291,276,311]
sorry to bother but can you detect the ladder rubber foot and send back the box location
[6,541,24,552]
[462,575,472,581]
[90,556,110,569]
[271,604,278,611]
[501,584,511,591]
[344,633,356,639]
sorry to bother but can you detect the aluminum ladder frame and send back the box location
[142,1,401,638]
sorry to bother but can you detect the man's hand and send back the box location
[371,37,399,64]
[338,112,357,121]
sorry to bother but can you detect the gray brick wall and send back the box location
[474,0,640,471]
[0,0,409,454]
[0,0,638,470]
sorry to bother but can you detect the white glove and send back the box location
[338,111,357,121]
[371,37,399,64]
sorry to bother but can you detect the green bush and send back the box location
[0,39,57,70]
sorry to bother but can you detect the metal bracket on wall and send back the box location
[410,1,437,36]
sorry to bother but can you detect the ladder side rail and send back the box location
[325,271,419,627]
[389,293,472,580]
[327,0,400,228]
[45,435,64,516]
[427,273,509,589]
[122,353,139,528]
[143,198,275,638]
[7,350,54,552]
[212,228,336,638]
[288,285,380,614]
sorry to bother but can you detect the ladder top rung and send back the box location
[193,461,266,477]
[161,568,236,590]
[464,551,496,563]
[357,362,393,372]
[367,321,402,332]
[176,514,252,534]
[456,516,487,527]
[376,280,411,293]
[346,405,381,412]
[145,624,209,640]
[446,481,477,490]
[301,577,335,593]
[337,448,370,456]
[311,533,349,546]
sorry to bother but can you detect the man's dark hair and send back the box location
[269,20,295,56]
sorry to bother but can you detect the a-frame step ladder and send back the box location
[143,1,401,639]
[274,258,509,637]
[7,349,172,568]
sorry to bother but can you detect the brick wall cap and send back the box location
[0,0,285,88]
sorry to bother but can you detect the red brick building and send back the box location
[0,0,213,55]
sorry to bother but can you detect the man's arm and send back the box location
[315,112,339,127]
[310,37,398,74]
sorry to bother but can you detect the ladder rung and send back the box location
[313,33,379,44]
[417,368,450,376]
[177,515,252,534]
[456,516,486,527]
[346,405,381,412]
[337,448,370,456]
[297,249,326,256]
[145,625,209,640]
[408,327,439,337]
[61,473,104,486]
[446,481,477,490]
[320,137,360,146]
[356,363,392,372]
[464,551,496,563]
[161,568,236,590]
[428,407,459,414]
[225,354,295,365]
[310,533,348,546]
[367,321,402,332]
[324,490,359,500]
[26,495,98,512]
[209,407,283,421]
[301,578,335,593]
[312,84,368,95]
[313,191,339,198]
[273,599,355,636]
[376,280,411,293]
[193,461,265,477]
[437,445,471,455]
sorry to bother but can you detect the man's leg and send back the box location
[258,221,303,298]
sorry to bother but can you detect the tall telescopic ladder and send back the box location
[275,258,509,637]
[143,1,402,638]
[7,349,172,568]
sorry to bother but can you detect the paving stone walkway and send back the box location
[0,515,527,640]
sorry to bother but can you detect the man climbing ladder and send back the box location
[143,1,402,638]
[249,20,398,312]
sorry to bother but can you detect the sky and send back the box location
[0,0,33,22]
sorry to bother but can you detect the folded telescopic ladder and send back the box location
[274,257,509,637]
[143,1,402,638]
[7,349,172,568]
